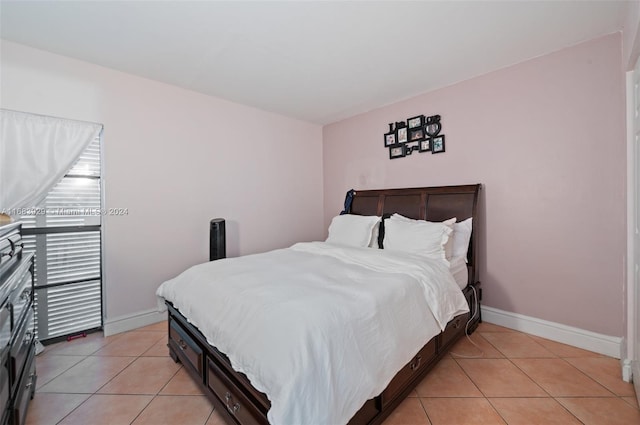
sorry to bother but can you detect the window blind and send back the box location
[21,137,103,342]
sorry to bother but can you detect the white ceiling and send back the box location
[0,1,630,125]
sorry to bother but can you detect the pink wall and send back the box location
[624,1,640,69]
[0,41,325,322]
[323,34,626,336]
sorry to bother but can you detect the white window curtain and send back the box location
[0,109,103,213]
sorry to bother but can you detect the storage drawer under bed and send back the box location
[381,338,436,406]
[169,318,203,376]
[440,312,470,350]
[206,357,267,425]
[167,304,270,424]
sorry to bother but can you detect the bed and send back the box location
[157,184,482,425]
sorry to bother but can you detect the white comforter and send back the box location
[156,242,468,425]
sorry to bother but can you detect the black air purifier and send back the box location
[209,218,226,261]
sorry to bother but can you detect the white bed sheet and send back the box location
[449,256,469,289]
[156,242,468,425]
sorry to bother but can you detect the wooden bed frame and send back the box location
[166,184,482,425]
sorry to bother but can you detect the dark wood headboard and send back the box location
[348,184,481,285]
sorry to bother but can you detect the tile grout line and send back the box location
[54,332,171,424]
[563,357,634,397]
[128,392,157,425]
[118,328,163,424]
[446,341,509,423]
[54,393,92,425]
[480,329,558,359]
[456,330,589,424]
[451,328,589,425]
[448,332,490,359]
[35,330,159,424]
[493,339,610,424]
[558,357,617,396]
[482,398,513,425]
[551,396,592,425]
[89,355,139,395]
[415,395,433,424]
[451,330,555,399]
[155,357,183,395]
[34,355,87,390]
[450,333,500,401]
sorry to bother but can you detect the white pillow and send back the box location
[383,216,455,262]
[326,215,381,248]
[452,217,473,262]
[389,214,456,259]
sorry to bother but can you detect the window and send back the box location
[20,137,102,343]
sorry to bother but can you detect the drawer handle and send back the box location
[5,239,23,258]
[7,239,15,258]
[410,354,422,371]
[178,339,187,351]
[225,392,240,415]
[452,318,462,329]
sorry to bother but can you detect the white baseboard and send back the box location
[481,306,622,359]
[103,308,167,337]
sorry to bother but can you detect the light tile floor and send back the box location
[26,322,640,425]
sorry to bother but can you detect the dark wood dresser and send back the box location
[0,222,36,425]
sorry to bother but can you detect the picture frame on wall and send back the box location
[383,113,445,159]
[389,144,406,159]
[407,115,425,129]
[408,127,425,142]
[384,131,396,147]
[397,127,408,143]
[424,115,442,137]
[431,135,445,154]
[419,138,431,152]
